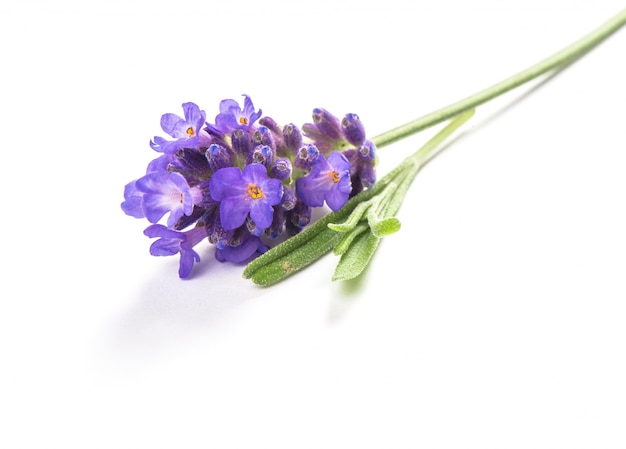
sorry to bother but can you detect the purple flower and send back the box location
[121,180,145,219]
[209,163,283,230]
[295,152,352,211]
[215,232,268,263]
[302,108,347,153]
[146,154,176,173]
[135,171,202,227]
[208,95,262,134]
[144,225,206,278]
[150,102,210,154]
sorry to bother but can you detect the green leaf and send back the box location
[370,217,401,237]
[249,228,342,286]
[332,230,381,282]
[333,223,369,256]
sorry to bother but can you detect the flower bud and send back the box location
[358,163,376,189]
[358,140,376,161]
[252,125,275,150]
[231,128,251,155]
[289,200,312,228]
[286,200,312,236]
[283,123,303,152]
[266,207,286,239]
[247,144,274,168]
[311,108,343,140]
[205,143,233,172]
[270,157,292,180]
[280,185,297,211]
[246,216,265,237]
[294,143,320,170]
[341,113,366,146]
[171,148,213,182]
[205,212,235,249]
[259,116,281,134]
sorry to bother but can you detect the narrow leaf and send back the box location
[334,223,369,255]
[250,228,342,286]
[332,231,380,282]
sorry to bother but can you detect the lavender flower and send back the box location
[134,171,202,227]
[121,180,145,219]
[209,95,262,134]
[150,102,210,154]
[122,95,375,278]
[215,232,268,264]
[209,163,283,230]
[144,224,206,278]
[296,152,352,211]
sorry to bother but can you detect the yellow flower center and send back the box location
[327,170,340,183]
[186,127,195,137]
[247,183,264,199]
[239,116,249,125]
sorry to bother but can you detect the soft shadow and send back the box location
[327,254,374,324]
[109,246,265,355]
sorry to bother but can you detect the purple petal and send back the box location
[135,171,168,193]
[295,176,326,208]
[178,248,201,278]
[146,154,174,173]
[136,172,192,226]
[143,224,181,240]
[242,95,255,116]
[141,194,177,225]
[337,171,352,194]
[169,172,195,216]
[242,94,262,125]
[325,179,350,211]
[218,99,241,114]
[160,113,187,137]
[215,236,264,263]
[241,163,268,185]
[182,102,206,129]
[249,201,275,230]
[260,178,284,206]
[209,167,245,201]
[327,151,351,172]
[150,136,184,155]
[219,197,250,230]
[121,196,144,218]
[150,236,183,256]
[121,181,145,218]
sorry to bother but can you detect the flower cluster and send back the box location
[121,95,377,278]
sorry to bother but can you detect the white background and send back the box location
[1,1,625,447]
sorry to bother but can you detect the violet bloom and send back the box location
[209,163,283,230]
[208,95,262,134]
[135,171,202,227]
[144,224,206,278]
[121,180,145,219]
[215,232,268,263]
[295,152,352,211]
[150,102,209,154]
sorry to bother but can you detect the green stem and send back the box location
[371,7,626,148]
[387,109,475,216]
